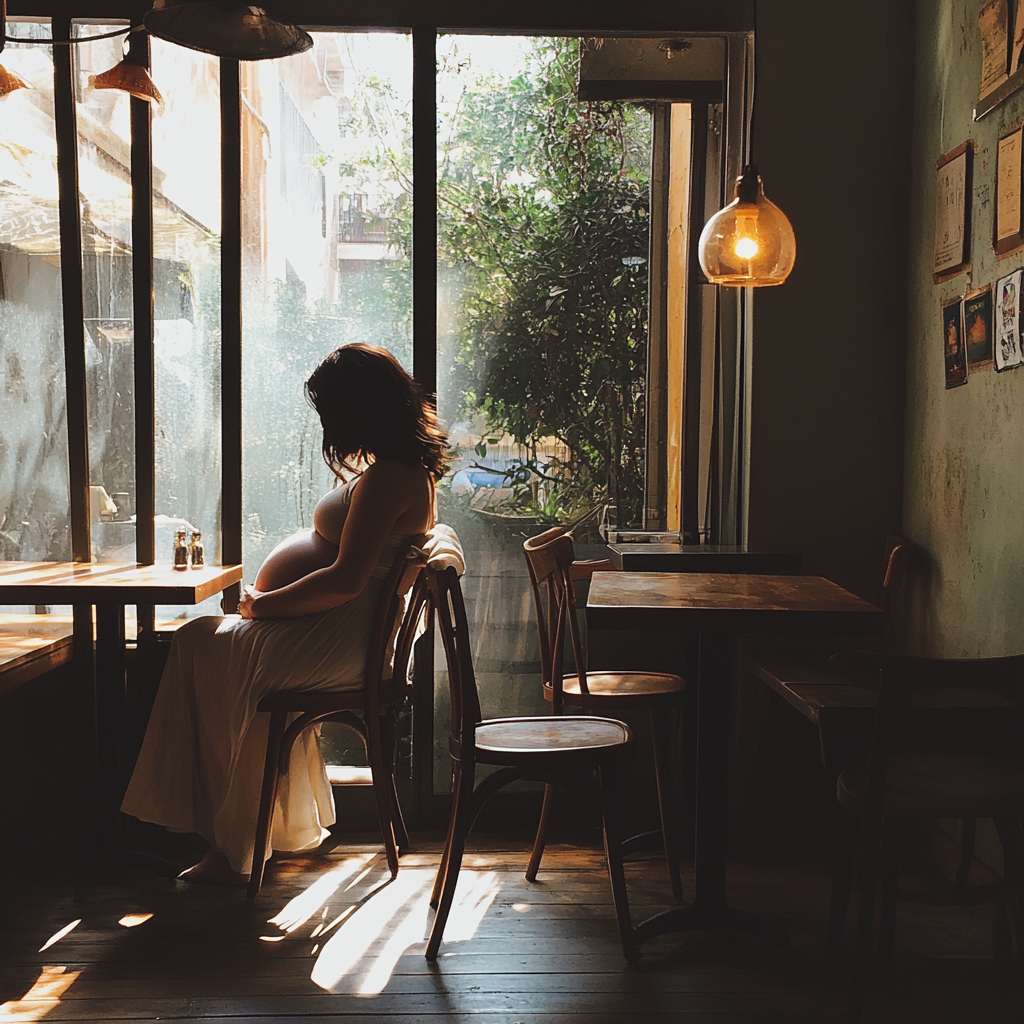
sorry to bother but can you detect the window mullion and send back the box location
[52,17,91,563]
[221,56,243,606]
[411,25,436,396]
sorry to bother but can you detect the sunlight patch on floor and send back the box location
[267,853,373,933]
[0,965,81,1023]
[307,868,501,995]
[36,920,80,952]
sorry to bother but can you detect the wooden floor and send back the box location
[1,838,1019,1023]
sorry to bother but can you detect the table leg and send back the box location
[94,603,127,848]
[631,630,788,949]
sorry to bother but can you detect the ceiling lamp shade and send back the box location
[697,164,796,287]
[90,59,164,106]
[143,1,313,60]
[0,63,30,97]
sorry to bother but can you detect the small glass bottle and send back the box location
[189,530,204,569]
[173,527,189,570]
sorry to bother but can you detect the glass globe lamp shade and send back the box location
[697,164,796,287]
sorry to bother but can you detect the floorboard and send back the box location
[0,840,1018,1023]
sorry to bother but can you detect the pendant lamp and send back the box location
[0,62,30,97]
[143,0,313,61]
[697,164,795,287]
[90,59,163,106]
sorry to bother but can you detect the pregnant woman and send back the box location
[122,344,448,885]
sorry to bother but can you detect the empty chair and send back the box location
[424,562,638,962]
[523,526,686,900]
[828,651,1024,1022]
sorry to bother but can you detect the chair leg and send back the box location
[597,762,638,963]
[850,821,881,1024]
[877,818,901,978]
[525,783,556,883]
[955,818,977,890]
[426,760,475,960]
[380,710,410,853]
[367,715,400,879]
[430,765,460,908]
[994,818,1024,976]
[247,710,287,898]
[651,709,685,902]
[828,809,857,949]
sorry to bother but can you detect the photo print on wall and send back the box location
[995,269,1024,370]
[942,296,969,388]
[964,286,994,366]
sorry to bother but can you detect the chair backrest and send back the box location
[879,535,914,651]
[426,564,481,762]
[523,526,588,709]
[361,536,427,713]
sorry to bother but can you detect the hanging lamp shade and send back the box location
[90,59,164,106]
[143,0,313,60]
[697,164,796,287]
[0,63,30,97]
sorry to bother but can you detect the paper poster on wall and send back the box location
[942,297,968,388]
[995,270,1024,370]
[964,286,994,366]
[981,0,1011,96]
[933,143,972,281]
[996,125,1024,252]
[1013,0,1024,72]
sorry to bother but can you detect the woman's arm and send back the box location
[238,462,423,620]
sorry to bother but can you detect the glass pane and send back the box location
[0,19,71,587]
[74,22,136,562]
[240,33,413,587]
[435,36,652,780]
[0,20,71,630]
[150,40,222,616]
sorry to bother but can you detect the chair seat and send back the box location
[544,671,684,709]
[838,753,1024,819]
[474,715,631,766]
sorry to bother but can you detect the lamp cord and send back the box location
[4,25,139,46]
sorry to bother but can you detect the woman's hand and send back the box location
[238,585,259,620]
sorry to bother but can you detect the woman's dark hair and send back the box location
[304,344,449,481]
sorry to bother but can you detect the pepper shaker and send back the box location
[189,530,204,569]
[173,527,189,570]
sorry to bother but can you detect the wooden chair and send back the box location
[246,537,427,897]
[423,562,638,962]
[828,651,1024,1023]
[522,527,686,901]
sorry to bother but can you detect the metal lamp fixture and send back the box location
[697,164,796,287]
[143,0,313,60]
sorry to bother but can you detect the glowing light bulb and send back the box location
[734,236,759,260]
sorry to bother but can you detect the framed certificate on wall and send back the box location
[996,124,1024,253]
[933,142,972,281]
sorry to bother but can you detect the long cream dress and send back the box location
[122,484,415,875]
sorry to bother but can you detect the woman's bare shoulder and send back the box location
[360,459,428,488]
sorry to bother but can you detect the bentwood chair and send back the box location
[522,527,686,901]
[247,535,428,897]
[423,562,638,962]
[829,651,1024,1023]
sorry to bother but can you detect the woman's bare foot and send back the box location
[178,848,249,886]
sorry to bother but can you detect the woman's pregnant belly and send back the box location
[254,528,338,592]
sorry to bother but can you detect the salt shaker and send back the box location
[189,530,204,569]
[173,527,189,570]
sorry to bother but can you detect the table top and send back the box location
[0,561,244,605]
[587,571,883,635]
[608,542,802,575]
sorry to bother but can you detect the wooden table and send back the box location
[0,561,243,843]
[608,541,802,576]
[587,571,883,946]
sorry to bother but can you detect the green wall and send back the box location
[904,1,1024,656]
[746,1,915,602]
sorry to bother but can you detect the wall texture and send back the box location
[904,1,1024,656]
[746,1,915,602]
